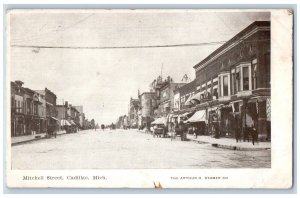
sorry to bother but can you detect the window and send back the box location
[34,104,38,115]
[231,69,236,94]
[252,59,257,90]
[218,73,230,98]
[17,101,20,113]
[213,87,218,99]
[218,76,221,96]
[233,63,252,92]
[243,66,249,90]
[236,67,240,92]
[223,75,229,96]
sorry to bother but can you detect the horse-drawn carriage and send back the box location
[153,125,167,138]
[170,126,187,141]
[151,117,168,138]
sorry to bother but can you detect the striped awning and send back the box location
[184,110,206,123]
[61,119,71,126]
[151,117,167,125]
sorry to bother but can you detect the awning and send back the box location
[167,114,173,123]
[179,112,189,119]
[69,120,76,125]
[151,117,167,125]
[61,119,71,126]
[184,95,194,106]
[50,116,59,121]
[185,110,206,123]
[248,96,270,103]
[191,92,201,102]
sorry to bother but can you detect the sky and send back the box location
[9,10,270,125]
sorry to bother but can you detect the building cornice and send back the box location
[194,24,270,72]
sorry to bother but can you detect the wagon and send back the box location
[153,127,166,138]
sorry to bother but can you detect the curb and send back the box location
[211,143,271,151]
[11,136,47,146]
[187,138,270,151]
[11,132,68,146]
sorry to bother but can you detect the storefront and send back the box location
[184,110,207,135]
[12,114,25,137]
[247,96,270,141]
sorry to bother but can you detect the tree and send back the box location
[91,119,95,129]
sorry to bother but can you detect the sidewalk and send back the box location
[11,130,67,146]
[186,134,271,151]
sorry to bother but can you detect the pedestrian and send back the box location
[251,126,257,145]
[233,113,241,142]
[243,108,254,144]
[193,126,197,139]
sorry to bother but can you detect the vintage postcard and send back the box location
[5,9,293,188]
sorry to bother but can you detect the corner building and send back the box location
[193,21,271,141]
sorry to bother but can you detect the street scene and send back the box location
[9,10,271,169]
[12,129,271,169]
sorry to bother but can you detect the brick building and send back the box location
[151,76,185,118]
[192,21,271,140]
[11,81,26,136]
[35,88,59,134]
[11,81,47,137]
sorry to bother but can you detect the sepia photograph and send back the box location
[5,9,293,188]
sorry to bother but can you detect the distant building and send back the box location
[56,104,69,131]
[153,76,185,118]
[128,97,140,128]
[138,92,156,129]
[174,80,197,111]
[74,106,85,129]
[35,88,59,134]
[11,81,26,136]
[67,103,80,129]
[11,81,47,137]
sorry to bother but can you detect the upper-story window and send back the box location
[231,63,252,94]
[231,68,237,94]
[212,77,218,100]
[252,58,257,90]
[218,73,230,97]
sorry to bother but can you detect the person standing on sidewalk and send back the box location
[243,108,254,144]
[233,113,241,142]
